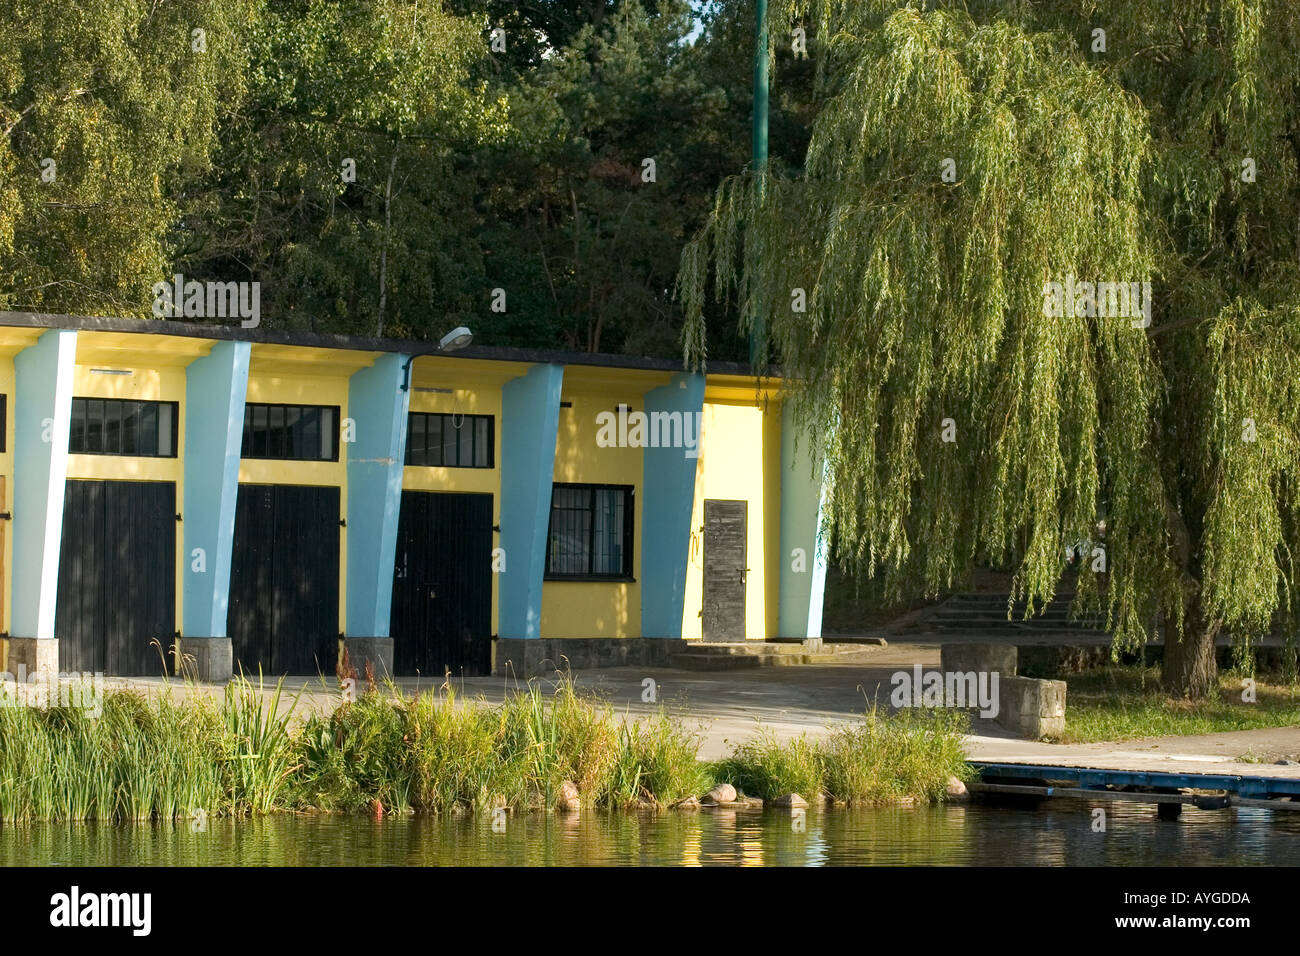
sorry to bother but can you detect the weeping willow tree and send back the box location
[679,0,1300,698]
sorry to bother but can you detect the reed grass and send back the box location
[713,707,969,804]
[0,674,968,821]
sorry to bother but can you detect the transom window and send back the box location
[406,412,494,468]
[69,398,177,457]
[545,483,634,580]
[241,403,338,461]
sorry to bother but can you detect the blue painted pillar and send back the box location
[778,400,829,639]
[498,363,563,640]
[345,353,409,639]
[640,372,705,638]
[11,330,77,660]
[181,341,250,679]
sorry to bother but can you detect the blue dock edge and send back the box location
[970,762,1300,801]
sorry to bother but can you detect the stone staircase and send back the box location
[920,591,1107,639]
[669,640,881,671]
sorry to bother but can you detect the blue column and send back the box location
[778,400,829,639]
[345,353,409,636]
[640,372,705,638]
[11,329,77,643]
[182,340,251,640]
[499,363,563,640]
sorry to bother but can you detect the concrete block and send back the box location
[940,642,1017,677]
[997,675,1067,738]
[344,637,393,680]
[5,638,59,678]
[178,637,232,682]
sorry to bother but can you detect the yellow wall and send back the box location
[541,388,645,639]
[240,371,348,632]
[763,400,783,638]
[403,385,503,634]
[681,399,782,640]
[0,354,14,644]
[66,363,188,630]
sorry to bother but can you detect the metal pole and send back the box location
[750,0,769,368]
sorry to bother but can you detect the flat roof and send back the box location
[0,311,777,378]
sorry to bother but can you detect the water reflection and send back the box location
[1,800,1297,866]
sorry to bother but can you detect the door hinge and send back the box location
[339,518,347,527]
[175,513,183,521]
[0,512,11,521]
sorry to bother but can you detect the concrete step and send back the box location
[676,642,808,656]
[667,641,880,670]
[668,653,813,670]
[930,616,1102,624]
[930,618,1104,629]
[923,591,1107,636]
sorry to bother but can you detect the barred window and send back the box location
[406,412,493,468]
[70,398,177,457]
[545,483,634,580]
[242,403,338,461]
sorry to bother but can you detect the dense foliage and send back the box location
[1,0,801,357]
[682,0,1300,697]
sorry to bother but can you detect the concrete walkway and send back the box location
[966,728,1300,781]
[105,642,1300,773]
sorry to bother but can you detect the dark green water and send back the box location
[2,800,1299,866]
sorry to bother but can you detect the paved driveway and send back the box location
[104,643,1300,771]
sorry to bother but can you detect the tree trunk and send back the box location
[1161,591,1219,700]
[1160,493,1219,699]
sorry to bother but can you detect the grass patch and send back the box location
[290,677,705,813]
[819,708,970,804]
[610,712,713,808]
[712,708,970,804]
[0,673,971,820]
[1062,665,1300,743]
[0,676,295,823]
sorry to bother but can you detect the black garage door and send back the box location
[56,479,177,675]
[228,484,340,675]
[391,491,493,676]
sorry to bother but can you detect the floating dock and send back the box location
[969,761,1300,813]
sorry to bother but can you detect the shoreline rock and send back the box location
[557,780,581,812]
[702,783,737,805]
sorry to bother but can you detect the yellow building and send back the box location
[0,313,827,680]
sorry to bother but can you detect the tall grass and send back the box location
[609,712,712,807]
[0,675,969,821]
[818,708,969,804]
[220,676,299,813]
[0,676,295,823]
[290,678,683,812]
[715,707,969,804]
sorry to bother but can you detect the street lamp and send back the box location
[400,325,473,391]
